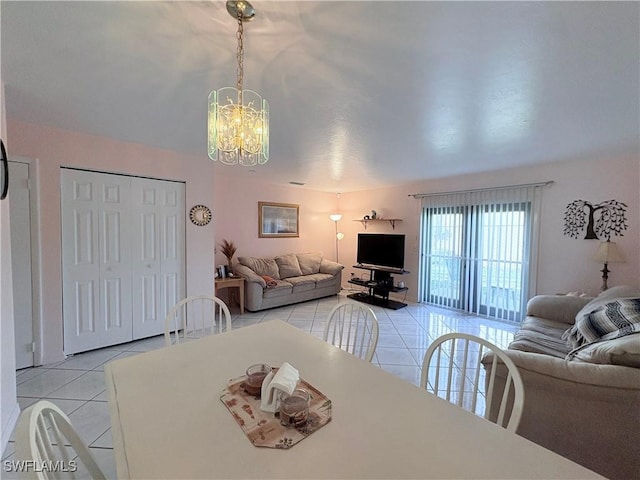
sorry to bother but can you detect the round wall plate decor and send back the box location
[0,140,8,200]
[189,205,212,226]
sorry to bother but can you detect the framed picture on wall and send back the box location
[259,202,299,238]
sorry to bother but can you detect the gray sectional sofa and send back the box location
[483,285,640,480]
[233,252,344,312]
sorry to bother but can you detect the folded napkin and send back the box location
[261,275,278,288]
[260,362,300,413]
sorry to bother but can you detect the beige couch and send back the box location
[483,285,640,480]
[233,252,344,312]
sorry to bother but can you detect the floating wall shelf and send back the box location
[354,218,402,230]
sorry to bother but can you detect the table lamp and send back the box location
[592,241,625,291]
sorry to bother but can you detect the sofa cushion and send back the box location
[297,252,322,275]
[275,254,303,279]
[306,273,335,287]
[238,256,280,280]
[570,333,640,368]
[287,276,317,293]
[526,295,592,325]
[509,316,571,358]
[262,280,292,298]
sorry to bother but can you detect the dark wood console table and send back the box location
[347,265,409,310]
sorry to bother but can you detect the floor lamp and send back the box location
[330,214,343,262]
[592,240,625,291]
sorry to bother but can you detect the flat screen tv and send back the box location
[357,233,405,270]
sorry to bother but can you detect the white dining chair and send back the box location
[420,332,524,432]
[164,295,232,346]
[14,400,107,480]
[323,301,379,362]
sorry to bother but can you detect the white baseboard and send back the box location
[1,401,20,456]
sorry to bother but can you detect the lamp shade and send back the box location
[329,214,343,222]
[592,241,625,263]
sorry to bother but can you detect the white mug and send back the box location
[398,281,405,288]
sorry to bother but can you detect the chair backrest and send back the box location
[420,332,524,432]
[323,301,379,362]
[164,295,232,346]
[14,400,106,480]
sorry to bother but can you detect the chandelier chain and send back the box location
[236,11,244,94]
[208,0,269,166]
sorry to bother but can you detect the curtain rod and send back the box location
[408,181,554,198]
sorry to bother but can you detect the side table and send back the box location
[215,276,245,314]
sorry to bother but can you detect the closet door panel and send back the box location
[132,178,185,339]
[99,177,133,342]
[132,181,162,337]
[160,183,185,322]
[62,170,133,354]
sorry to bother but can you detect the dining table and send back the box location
[104,319,602,479]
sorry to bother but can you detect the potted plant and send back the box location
[219,239,237,273]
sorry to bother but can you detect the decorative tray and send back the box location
[220,374,332,449]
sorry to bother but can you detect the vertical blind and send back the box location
[417,183,547,322]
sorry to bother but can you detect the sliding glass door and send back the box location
[419,186,543,322]
[474,203,529,321]
[423,207,466,309]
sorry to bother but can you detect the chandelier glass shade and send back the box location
[208,1,269,166]
[208,88,269,166]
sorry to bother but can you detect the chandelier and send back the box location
[208,1,269,166]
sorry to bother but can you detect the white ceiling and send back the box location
[2,1,639,192]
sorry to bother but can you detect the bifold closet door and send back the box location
[131,177,185,339]
[61,170,134,354]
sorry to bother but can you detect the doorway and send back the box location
[9,160,37,369]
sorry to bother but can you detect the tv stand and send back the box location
[347,265,409,310]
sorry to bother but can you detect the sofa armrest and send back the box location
[319,259,344,276]
[483,350,640,479]
[526,295,592,325]
[233,264,266,288]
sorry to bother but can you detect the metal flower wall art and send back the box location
[563,199,628,240]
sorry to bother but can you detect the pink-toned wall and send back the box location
[5,116,639,364]
[213,153,638,305]
[213,175,337,266]
[7,119,216,364]
[337,154,639,301]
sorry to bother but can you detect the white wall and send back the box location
[7,119,216,364]
[339,153,640,300]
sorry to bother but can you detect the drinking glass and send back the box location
[279,388,310,428]
[244,363,271,397]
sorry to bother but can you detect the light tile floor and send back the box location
[2,292,518,479]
